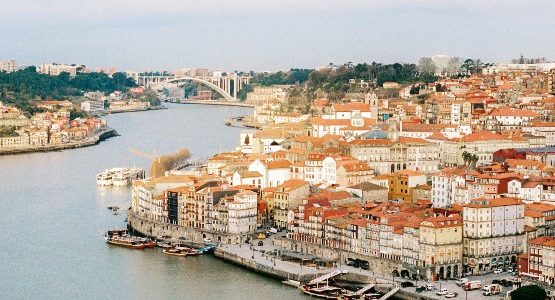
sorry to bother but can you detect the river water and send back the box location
[0,104,305,299]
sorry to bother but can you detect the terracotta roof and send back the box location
[238,170,263,178]
[455,130,509,142]
[396,169,424,176]
[339,161,373,172]
[464,197,523,208]
[400,123,456,132]
[277,179,308,189]
[267,160,291,169]
[348,182,387,191]
[398,137,432,145]
[506,159,546,170]
[489,107,539,118]
[332,102,371,112]
[426,131,450,141]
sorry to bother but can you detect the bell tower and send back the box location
[365,91,379,122]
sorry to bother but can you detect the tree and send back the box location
[461,59,475,74]
[418,57,437,77]
[510,285,546,300]
[462,151,471,166]
[446,57,462,76]
[471,154,478,167]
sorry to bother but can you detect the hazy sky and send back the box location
[1,0,554,72]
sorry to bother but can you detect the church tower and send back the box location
[365,92,379,122]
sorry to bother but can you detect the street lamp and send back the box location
[415,270,420,287]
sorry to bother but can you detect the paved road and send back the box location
[229,234,518,300]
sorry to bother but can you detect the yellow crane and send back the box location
[128,147,160,178]
[129,147,191,178]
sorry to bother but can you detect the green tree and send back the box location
[462,151,471,166]
[510,285,546,300]
[237,84,253,101]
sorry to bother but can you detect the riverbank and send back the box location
[0,127,117,156]
[168,99,255,108]
[105,105,167,114]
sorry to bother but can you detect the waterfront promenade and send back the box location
[0,127,117,156]
[215,235,514,300]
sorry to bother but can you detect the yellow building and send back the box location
[419,216,463,280]
[273,179,310,228]
[385,170,427,202]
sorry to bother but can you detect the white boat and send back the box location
[97,167,145,186]
[96,171,113,186]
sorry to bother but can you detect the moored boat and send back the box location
[96,171,113,186]
[106,236,146,249]
[97,167,145,186]
[137,237,157,248]
[300,285,343,299]
[163,248,188,257]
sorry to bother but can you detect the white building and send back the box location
[80,100,105,114]
[248,159,291,188]
[227,190,258,234]
[485,107,539,131]
[37,63,79,76]
[463,197,526,274]
[431,167,467,208]
[0,60,17,72]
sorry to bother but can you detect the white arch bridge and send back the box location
[139,73,252,102]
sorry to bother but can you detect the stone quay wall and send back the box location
[273,237,406,278]
[214,247,322,282]
[0,128,117,156]
[127,212,247,244]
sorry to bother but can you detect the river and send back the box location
[0,104,305,299]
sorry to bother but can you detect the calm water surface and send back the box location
[0,104,305,299]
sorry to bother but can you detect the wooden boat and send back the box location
[156,240,173,249]
[163,248,188,257]
[141,239,157,248]
[106,236,146,249]
[106,229,128,237]
[300,285,343,299]
[184,248,200,256]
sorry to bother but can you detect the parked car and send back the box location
[415,286,426,293]
[257,241,264,246]
[493,269,503,274]
[491,279,501,284]
[503,280,513,287]
[401,281,415,288]
[269,228,278,234]
[426,284,435,291]
[436,288,448,296]
[445,292,458,298]
[506,267,513,273]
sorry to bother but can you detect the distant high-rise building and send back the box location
[0,60,18,73]
[431,55,451,75]
[37,63,80,76]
